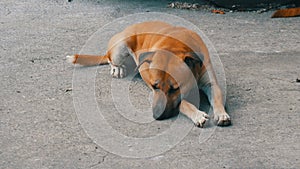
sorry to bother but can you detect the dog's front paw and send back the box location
[110,64,127,78]
[193,111,209,128]
[214,112,231,126]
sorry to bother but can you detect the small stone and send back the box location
[65,88,72,92]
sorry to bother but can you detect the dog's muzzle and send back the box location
[151,90,179,120]
[152,90,167,120]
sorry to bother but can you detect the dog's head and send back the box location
[137,50,204,120]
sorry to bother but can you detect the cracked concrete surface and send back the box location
[0,0,299,168]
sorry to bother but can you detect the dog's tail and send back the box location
[66,54,110,66]
[271,7,300,18]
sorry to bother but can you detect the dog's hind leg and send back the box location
[109,42,136,78]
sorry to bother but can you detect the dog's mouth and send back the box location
[153,101,180,120]
[153,108,179,120]
[151,87,182,120]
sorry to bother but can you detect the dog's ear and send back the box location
[138,51,155,64]
[184,52,204,68]
[135,51,155,71]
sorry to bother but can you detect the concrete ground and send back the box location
[0,0,299,168]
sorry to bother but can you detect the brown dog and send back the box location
[67,21,231,127]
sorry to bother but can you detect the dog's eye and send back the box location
[169,86,179,94]
[152,80,160,90]
[152,84,159,90]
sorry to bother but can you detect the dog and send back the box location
[271,7,300,18]
[67,21,231,127]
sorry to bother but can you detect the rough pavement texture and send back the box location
[1,0,299,168]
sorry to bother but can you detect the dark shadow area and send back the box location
[210,0,299,10]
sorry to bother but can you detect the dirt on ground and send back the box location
[0,0,299,168]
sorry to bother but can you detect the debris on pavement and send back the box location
[167,1,300,16]
[167,1,228,14]
[211,9,225,14]
[65,88,73,92]
[167,2,210,10]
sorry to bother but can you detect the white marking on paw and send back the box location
[66,55,75,64]
[110,64,127,78]
[193,111,209,128]
[214,112,231,126]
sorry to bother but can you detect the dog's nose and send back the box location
[152,90,167,120]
